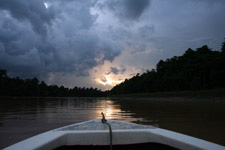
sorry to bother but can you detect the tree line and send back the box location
[0,70,104,97]
[110,39,225,95]
[1,39,225,97]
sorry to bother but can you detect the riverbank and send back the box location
[109,89,225,99]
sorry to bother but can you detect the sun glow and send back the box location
[96,76,122,86]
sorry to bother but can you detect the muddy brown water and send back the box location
[0,97,225,149]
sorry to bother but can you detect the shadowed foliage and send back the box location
[0,71,104,97]
[1,40,225,97]
[110,40,225,95]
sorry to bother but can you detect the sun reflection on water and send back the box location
[94,99,145,123]
[98,100,120,120]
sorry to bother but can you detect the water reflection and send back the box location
[0,97,225,148]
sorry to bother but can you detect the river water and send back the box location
[0,97,225,148]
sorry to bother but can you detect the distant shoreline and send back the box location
[1,89,225,99]
[109,89,225,99]
[0,96,105,99]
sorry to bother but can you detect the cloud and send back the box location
[0,0,55,38]
[110,67,126,75]
[0,0,121,79]
[138,25,155,38]
[1,0,225,90]
[99,0,150,21]
[101,77,107,83]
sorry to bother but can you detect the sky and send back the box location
[0,0,225,90]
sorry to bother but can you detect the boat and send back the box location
[4,113,225,150]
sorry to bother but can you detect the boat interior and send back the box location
[53,143,179,150]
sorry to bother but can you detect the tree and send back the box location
[0,70,105,97]
[184,48,194,56]
[0,70,7,78]
[222,38,225,53]
[110,40,225,95]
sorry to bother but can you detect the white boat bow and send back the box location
[3,119,225,150]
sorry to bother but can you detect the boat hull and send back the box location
[3,119,225,150]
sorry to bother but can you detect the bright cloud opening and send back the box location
[44,2,51,9]
[95,76,122,86]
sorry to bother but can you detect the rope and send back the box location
[101,112,112,150]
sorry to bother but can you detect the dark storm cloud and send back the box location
[100,0,150,21]
[1,0,225,89]
[0,0,55,38]
[0,0,121,79]
[138,25,155,38]
[0,14,38,56]
[110,67,126,75]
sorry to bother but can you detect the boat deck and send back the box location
[4,119,225,150]
[56,119,154,131]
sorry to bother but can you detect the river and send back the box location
[0,97,225,148]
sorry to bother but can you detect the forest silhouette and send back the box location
[110,39,225,95]
[0,71,104,97]
[1,39,225,97]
